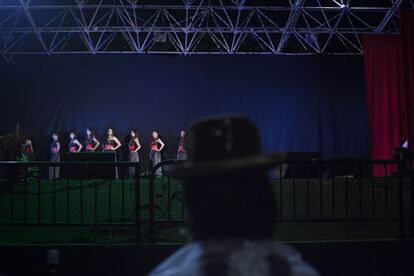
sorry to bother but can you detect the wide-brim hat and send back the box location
[164,115,286,179]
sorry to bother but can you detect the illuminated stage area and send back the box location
[1,1,414,275]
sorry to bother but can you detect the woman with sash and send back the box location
[84,128,100,152]
[49,133,60,180]
[103,128,121,179]
[128,130,141,178]
[68,132,83,153]
[150,131,165,177]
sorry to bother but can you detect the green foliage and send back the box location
[0,123,22,161]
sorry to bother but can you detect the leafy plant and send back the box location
[0,123,22,161]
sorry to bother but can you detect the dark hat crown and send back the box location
[187,116,261,163]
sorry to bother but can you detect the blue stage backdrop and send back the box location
[0,54,369,163]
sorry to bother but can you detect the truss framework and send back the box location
[0,0,411,61]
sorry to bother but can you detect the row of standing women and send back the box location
[23,128,188,180]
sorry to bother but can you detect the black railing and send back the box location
[148,159,413,243]
[0,161,142,243]
[273,160,400,222]
[148,159,184,243]
[1,159,412,244]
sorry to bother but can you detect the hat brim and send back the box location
[163,152,288,179]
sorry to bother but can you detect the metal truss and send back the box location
[0,0,411,60]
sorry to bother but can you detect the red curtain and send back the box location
[362,35,403,176]
[362,10,414,176]
[400,11,414,147]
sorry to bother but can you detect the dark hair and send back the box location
[184,170,276,241]
[130,130,138,140]
[151,131,159,141]
[89,129,96,137]
[107,128,115,137]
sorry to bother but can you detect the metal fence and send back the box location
[0,161,142,242]
[148,159,413,243]
[1,159,412,244]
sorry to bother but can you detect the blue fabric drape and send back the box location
[0,55,369,161]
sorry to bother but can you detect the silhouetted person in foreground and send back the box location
[149,116,318,276]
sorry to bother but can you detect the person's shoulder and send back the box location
[148,242,202,276]
[264,240,319,276]
[263,240,298,254]
[201,239,319,276]
[148,240,319,276]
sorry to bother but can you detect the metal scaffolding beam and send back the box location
[0,0,408,60]
[18,0,49,54]
[375,0,404,32]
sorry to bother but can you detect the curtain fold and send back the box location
[362,35,402,176]
[362,10,414,176]
[400,11,414,147]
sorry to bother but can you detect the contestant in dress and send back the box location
[103,128,121,179]
[49,133,60,180]
[84,128,100,152]
[103,128,121,152]
[68,132,83,153]
[177,130,187,160]
[128,130,141,178]
[22,138,34,161]
[150,131,165,176]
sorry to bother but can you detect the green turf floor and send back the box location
[0,175,186,244]
[0,177,183,224]
[0,174,401,245]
